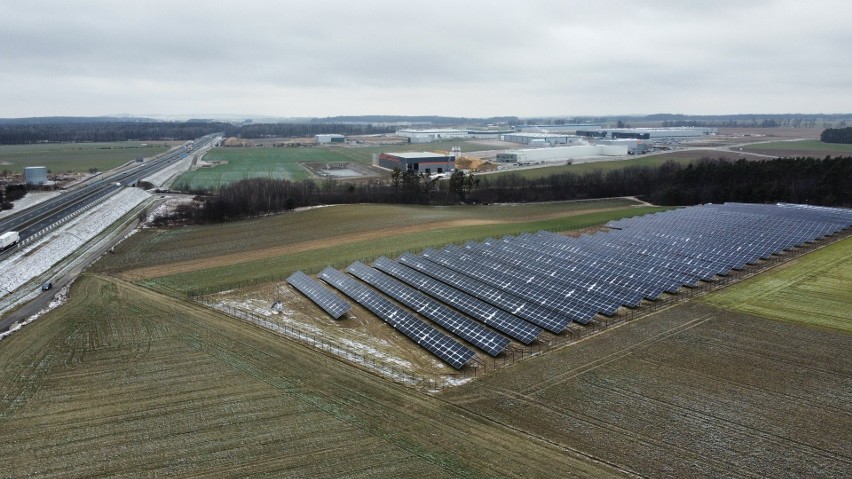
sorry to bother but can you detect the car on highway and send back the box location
[41,281,53,291]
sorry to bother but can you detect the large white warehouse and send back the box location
[396,129,470,143]
[501,132,582,146]
[496,145,628,164]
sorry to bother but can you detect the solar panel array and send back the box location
[286,271,351,319]
[287,203,850,370]
[318,267,475,369]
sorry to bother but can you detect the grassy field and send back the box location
[174,140,505,190]
[173,147,340,189]
[0,274,616,477]
[93,199,663,295]
[741,139,852,157]
[488,155,699,180]
[704,237,852,332]
[0,142,172,173]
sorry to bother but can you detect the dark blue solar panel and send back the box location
[286,271,351,319]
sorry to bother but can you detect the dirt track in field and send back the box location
[119,207,624,281]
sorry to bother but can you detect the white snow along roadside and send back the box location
[0,188,151,299]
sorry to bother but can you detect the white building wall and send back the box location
[501,145,628,163]
[24,167,48,185]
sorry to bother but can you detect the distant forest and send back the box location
[0,120,399,144]
[820,127,852,144]
[157,156,852,225]
[0,121,229,144]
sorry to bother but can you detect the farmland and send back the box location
[704,236,852,332]
[1,196,850,477]
[443,300,852,477]
[740,139,852,157]
[0,274,619,478]
[0,141,172,174]
[491,155,700,180]
[95,199,663,295]
[2,236,849,477]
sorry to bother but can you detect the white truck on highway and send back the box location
[0,231,20,250]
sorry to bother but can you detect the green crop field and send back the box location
[704,236,852,332]
[0,142,172,173]
[172,147,334,189]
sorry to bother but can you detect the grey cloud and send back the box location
[0,0,850,117]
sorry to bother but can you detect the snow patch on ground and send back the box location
[338,338,413,368]
[141,196,196,227]
[0,191,62,219]
[143,155,194,187]
[0,188,150,299]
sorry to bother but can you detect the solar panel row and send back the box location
[399,252,576,331]
[286,271,351,319]
[346,261,511,356]
[372,257,543,344]
[318,267,475,369]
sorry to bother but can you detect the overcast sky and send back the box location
[1,0,850,118]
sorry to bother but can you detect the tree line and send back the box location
[226,123,394,139]
[0,121,229,144]
[0,120,393,144]
[159,156,851,225]
[820,127,852,144]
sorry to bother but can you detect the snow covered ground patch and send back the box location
[141,196,197,227]
[0,188,151,299]
[143,155,194,187]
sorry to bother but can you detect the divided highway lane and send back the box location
[0,133,218,261]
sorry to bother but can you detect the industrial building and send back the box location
[378,152,455,174]
[500,132,583,146]
[595,139,651,155]
[24,166,48,185]
[496,144,628,164]
[315,134,345,144]
[514,123,603,133]
[396,129,471,143]
[466,128,514,139]
[577,127,717,142]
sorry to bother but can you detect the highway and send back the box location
[0,133,218,261]
[0,134,219,332]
